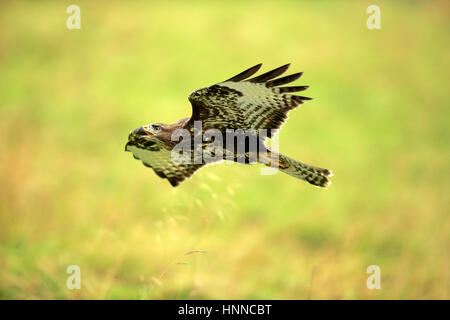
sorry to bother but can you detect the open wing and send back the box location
[125,139,203,187]
[188,64,312,137]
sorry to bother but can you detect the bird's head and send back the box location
[125,123,166,151]
[133,123,164,136]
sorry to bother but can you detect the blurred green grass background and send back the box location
[0,0,449,299]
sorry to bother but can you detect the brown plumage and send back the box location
[125,64,332,187]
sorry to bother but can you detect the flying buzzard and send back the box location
[125,64,332,187]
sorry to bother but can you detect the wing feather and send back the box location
[247,64,290,83]
[126,141,203,187]
[188,64,312,137]
[278,86,309,93]
[266,72,303,87]
[224,63,262,82]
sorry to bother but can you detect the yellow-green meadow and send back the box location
[0,0,448,299]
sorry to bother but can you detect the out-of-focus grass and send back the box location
[0,0,449,299]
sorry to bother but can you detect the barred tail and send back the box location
[278,154,333,188]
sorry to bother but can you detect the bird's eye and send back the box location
[151,124,161,131]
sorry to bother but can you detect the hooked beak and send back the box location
[132,126,153,136]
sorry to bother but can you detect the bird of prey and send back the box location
[125,64,332,187]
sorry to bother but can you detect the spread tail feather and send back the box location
[277,154,333,188]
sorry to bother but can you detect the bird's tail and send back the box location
[273,153,333,188]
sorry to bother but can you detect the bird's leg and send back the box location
[258,151,289,169]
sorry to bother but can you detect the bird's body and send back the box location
[125,64,332,187]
